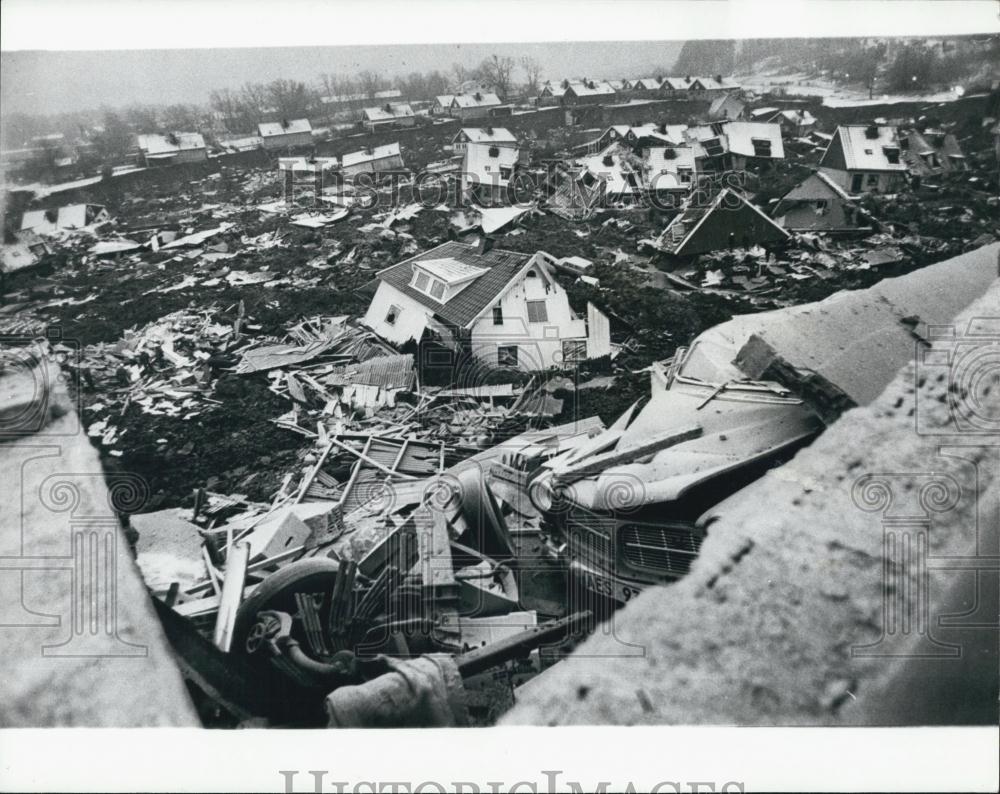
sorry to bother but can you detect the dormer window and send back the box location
[883,146,900,164]
[410,257,488,304]
[414,271,429,292]
[429,280,446,300]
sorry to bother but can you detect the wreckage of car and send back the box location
[521,242,1000,602]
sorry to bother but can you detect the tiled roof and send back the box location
[377,241,532,328]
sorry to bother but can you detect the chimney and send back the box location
[602,154,614,167]
[685,75,691,83]
[384,103,392,112]
[474,91,482,101]
[865,123,880,139]
[478,236,494,255]
[282,118,290,129]
[486,125,494,135]
[715,74,723,84]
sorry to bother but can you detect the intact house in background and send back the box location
[258,119,313,151]
[362,240,611,371]
[340,143,405,178]
[819,124,908,194]
[21,203,110,234]
[446,92,503,120]
[655,188,790,258]
[451,127,518,155]
[771,170,874,234]
[136,133,207,166]
[461,142,521,205]
[561,80,618,105]
[362,103,416,132]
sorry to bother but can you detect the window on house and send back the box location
[883,147,900,164]
[500,166,512,179]
[429,279,446,300]
[526,300,548,323]
[866,173,879,187]
[815,199,828,210]
[498,346,519,367]
[751,138,772,157]
[851,174,864,192]
[414,271,429,292]
[492,306,504,325]
[679,168,692,183]
[864,148,873,155]
[562,339,587,362]
[526,269,538,278]
[385,304,401,325]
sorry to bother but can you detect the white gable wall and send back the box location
[468,265,588,370]
[362,281,434,346]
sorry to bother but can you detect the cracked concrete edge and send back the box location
[1,359,200,726]
[503,278,1000,727]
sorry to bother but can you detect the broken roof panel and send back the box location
[822,125,907,172]
[657,188,789,256]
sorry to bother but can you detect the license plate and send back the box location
[572,563,643,604]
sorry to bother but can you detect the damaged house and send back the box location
[258,119,313,151]
[136,132,207,166]
[362,240,610,371]
[655,187,790,257]
[20,203,110,234]
[451,127,517,155]
[707,92,747,121]
[771,170,873,234]
[585,123,688,154]
[340,143,405,178]
[362,103,416,132]
[900,127,968,180]
[461,142,521,205]
[819,124,908,194]
[749,107,817,138]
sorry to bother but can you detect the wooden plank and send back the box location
[212,541,250,653]
[329,435,419,481]
[554,424,703,484]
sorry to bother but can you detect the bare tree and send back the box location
[356,70,384,99]
[209,89,241,131]
[520,56,543,97]
[478,54,516,101]
[267,79,315,120]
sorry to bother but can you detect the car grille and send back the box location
[620,523,703,579]
[566,519,614,570]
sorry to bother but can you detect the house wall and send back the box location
[776,199,858,232]
[819,166,905,194]
[453,105,497,120]
[362,282,433,345]
[260,131,314,151]
[341,153,405,177]
[468,268,588,371]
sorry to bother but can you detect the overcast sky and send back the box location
[1,41,683,117]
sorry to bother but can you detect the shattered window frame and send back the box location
[385,304,401,325]
[562,338,587,362]
[497,345,519,367]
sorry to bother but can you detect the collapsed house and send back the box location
[20,203,110,234]
[749,107,817,137]
[707,93,747,121]
[584,123,688,154]
[340,143,405,178]
[900,127,968,180]
[771,170,873,233]
[655,188,790,257]
[687,121,785,171]
[258,119,313,151]
[136,133,208,166]
[819,124,908,194]
[362,240,611,370]
[461,142,521,205]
